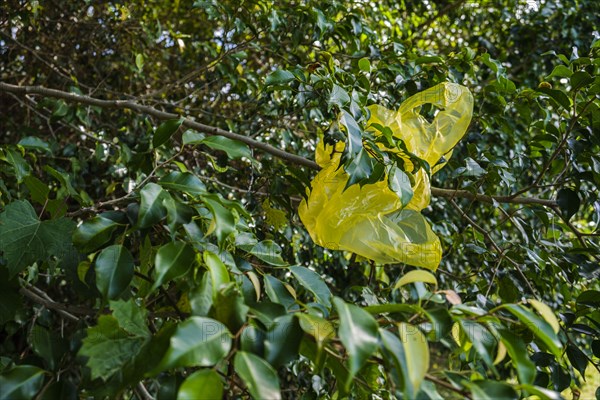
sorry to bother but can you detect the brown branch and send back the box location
[19,286,93,320]
[425,374,472,399]
[0,82,318,170]
[1,82,558,209]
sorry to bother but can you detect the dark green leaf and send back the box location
[0,365,45,400]
[157,317,231,370]
[201,136,252,159]
[250,240,287,266]
[289,266,332,308]
[265,69,295,86]
[234,351,281,400]
[159,171,206,196]
[153,118,184,148]
[72,215,121,253]
[95,245,134,300]
[2,148,31,183]
[333,297,379,389]
[152,241,195,290]
[556,188,580,220]
[137,183,168,228]
[388,166,413,206]
[0,200,75,277]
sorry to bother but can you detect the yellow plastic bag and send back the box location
[298,83,473,270]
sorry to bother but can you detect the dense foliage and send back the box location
[1,1,600,399]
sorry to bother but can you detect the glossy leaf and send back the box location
[159,171,206,196]
[153,118,184,148]
[333,297,379,389]
[177,369,223,400]
[72,215,121,252]
[200,136,252,159]
[0,365,45,400]
[157,317,231,370]
[95,245,134,299]
[152,241,195,290]
[234,351,281,400]
[137,183,168,228]
[289,266,332,308]
[203,251,231,299]
[394,270,437,289]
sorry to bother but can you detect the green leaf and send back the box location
[358,57,371,72]
[264,275,296,310]
[264,315,303,367]
[298,313,335,344]
[333,297,379,389]
[18,136,51,153]
[364,304,416,314]
[380,329,414,397]
[72,216,121,253]
[177,369,223,400]
[516,384,562,400]
[159,171,206,196]
[388,166,413,206]
[181,130,206,145]
[394,270,437,289]
[24,176,50,205]
[339,110,363,155]
[502,304,562,357]
[135,53,144,71]
[527,299,560,334]
[398,323,429,393]
[157,317,232,370]
[152,241,195,290]
[203,251,231,300]
[458,320,497,374]
[577,290,600,308]
[289,266,332,308]
[265,69,295,86]
[415,55,444,65]
[0,200,75,277]
[545,65,572,79]
[200,136,252,159]
[466,380,518,400]
[2,148,31,183]
[497,328,536,384]
[344,148,373,188]
[79,315,145,380]
[0,365,45,400]
[95,245,134,300]
[536,87,571,110]
[202,195,235,245]
[250,240,288,266]
[29,325,66,371]
[153,118,184,148]
[556,188,580,220]
[329,84,351,108]
[137,183,168,228]
[570,70,594,90]
[566,344,588,378]
[234,351,281,400]
[110,299,150,338]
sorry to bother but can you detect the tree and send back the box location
[1,1,599,399]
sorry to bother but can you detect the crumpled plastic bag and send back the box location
[298,82,473,270]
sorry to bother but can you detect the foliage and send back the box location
[1,0,600,399]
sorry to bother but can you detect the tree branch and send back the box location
[1,82,557,209]
[0,82,318,170]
